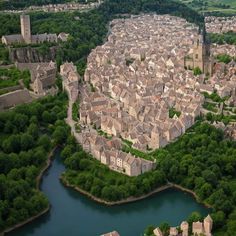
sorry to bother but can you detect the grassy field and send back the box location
[178,0,236,15]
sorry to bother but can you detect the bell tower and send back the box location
[20,15,31,44]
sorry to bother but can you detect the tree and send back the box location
[187,212,202,226]
[37,135,51,151]
[52,126,67,144]
[42,111,54,124]
[144,225,155,236]
[27,123,39,139]
[159,222,170,236]
[21,133,34,151]
[193,67,202,76]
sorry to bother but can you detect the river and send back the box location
[8,150,209,236]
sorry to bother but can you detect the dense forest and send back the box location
[62,122,236,235]
[0,0,97,10]
[0,93,70,231]
[0,0,204,74]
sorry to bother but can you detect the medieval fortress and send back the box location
[1,14,69,45]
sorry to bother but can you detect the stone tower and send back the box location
[184,27,213,75]
[20,15,31,44]
[192,33,205,72]
[204,214,213,236]
[180,221,189,236]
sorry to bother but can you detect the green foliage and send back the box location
[203,92,225,103]
[0,93,68,231]
[0,67,30,89]
[144,225,155,236]
[203,102,217,113]
[159,222,170,236]
[169,107,181,118]
[216,54,235,64]
[209,31,236,45]
[72,101,80,122]
[193,66,202,76]
[0,44,9,65]
[62,140,166,202]
[122,145,153,161]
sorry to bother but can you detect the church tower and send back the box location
[20,15,31,44]
[184,26,213,75]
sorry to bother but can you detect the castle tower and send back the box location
[204,214,213,236]
[180,221,189,236]
[20,15,31,44]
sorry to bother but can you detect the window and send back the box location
[195,54,198,59]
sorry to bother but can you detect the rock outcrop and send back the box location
[9,46,58,63]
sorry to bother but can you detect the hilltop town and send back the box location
[1,0,236,235]
[69,14,236,177]
[0,0,102,14]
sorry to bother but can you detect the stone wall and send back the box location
[9,46,58,63]
[0,89,32,110]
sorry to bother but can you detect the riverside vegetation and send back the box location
[0,0,235,235]
[61,122,236,236]
[0,92,69,232]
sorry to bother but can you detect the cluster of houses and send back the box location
[29,1,102,13]
[77,14,236,176]
[83,15,204,153]
[207,60,236,99]
[0,60,58,110]
[212,44,236,58]
[205,16,236,33]
[16,61,58,96]
[1,15,69,45]
[153,215,213,236]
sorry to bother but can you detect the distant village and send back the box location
[0,0,102,14]
[205,16,236,34]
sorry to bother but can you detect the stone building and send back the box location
[184,30,213,75]
[60,62,80,102]
[16,61,57,96]
[153,215,213,236]
[2,15,69,45]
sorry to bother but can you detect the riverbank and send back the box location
[61,175,172,206]
[0,147,57,236]
[171,183,212,209]
[61,176,213,209]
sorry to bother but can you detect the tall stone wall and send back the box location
[9,46,58,63]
